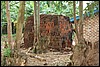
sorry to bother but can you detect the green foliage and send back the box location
[1,1,6,22]
[39,1,79,18]
[3,47,11,57]
[1,1,34,22]
[1,1,99,23]
[9,1,19,22]
[25,1,33,20]
[84,1,99,17]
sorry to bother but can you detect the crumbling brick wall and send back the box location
[23,14,72,50]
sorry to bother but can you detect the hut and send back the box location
[70,10,99,66]
[70,10,99,46]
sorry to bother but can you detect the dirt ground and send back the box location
[19,48,73,66]
[1,35,73,66]
[1,33,99,66]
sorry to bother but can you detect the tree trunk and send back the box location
[37,1,40,40]
[13,1,25,65]
[1,5,2,36]
[34,1,37,47]
[72,1,99,66]
[73,1,79,43]
[33,1,40,53]
[72,1,86,66]
[6,1,12,48]
[78,1,84,44]
[16,1,25,50]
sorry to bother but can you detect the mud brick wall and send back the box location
[24,16,34,48]
[83,13,99,43]
[24,14,72,49]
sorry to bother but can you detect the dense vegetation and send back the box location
[1,1,99,22]
[1,1,99,34]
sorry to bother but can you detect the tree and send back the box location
[78,1,84,44]
[33,1,37,50]
[37,1,40,40]
[16,1,25,49]
[33,1,40,53]
[73,1,79,43]
[5,1,12,48]
[72,1,86,66]
[72,1,99,66]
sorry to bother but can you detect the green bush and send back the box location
[3,47,11,57]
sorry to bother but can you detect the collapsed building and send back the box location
[23,14,73,51]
